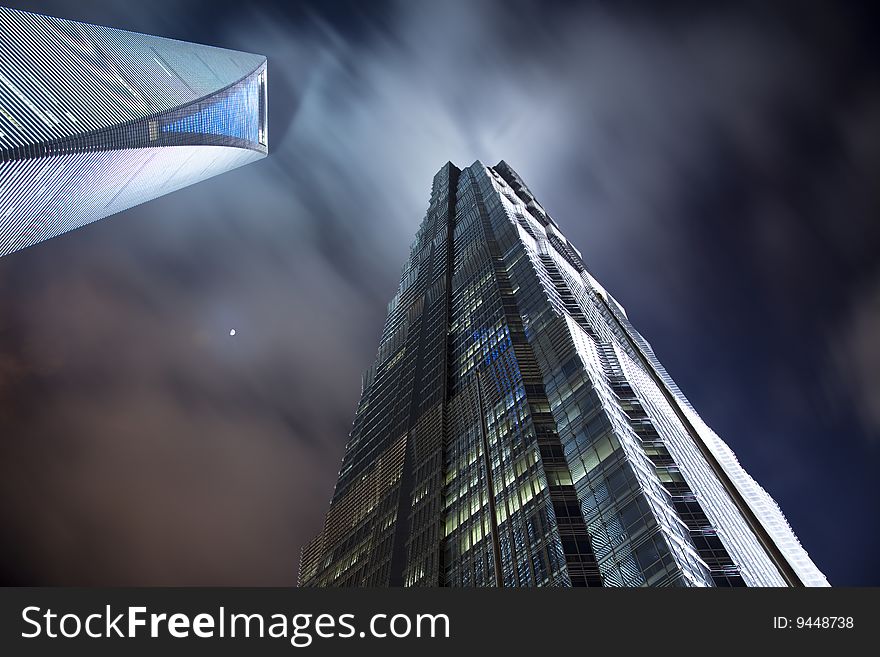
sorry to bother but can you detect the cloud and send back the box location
[830,278,880,443]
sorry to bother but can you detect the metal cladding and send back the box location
[299,160,829,588]
[0,6,268,257]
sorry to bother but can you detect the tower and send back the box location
[300,160,829,588]
[0,6,267,258]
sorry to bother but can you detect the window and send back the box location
[258,70,268,145]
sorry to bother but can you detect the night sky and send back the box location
[0,0,877,586]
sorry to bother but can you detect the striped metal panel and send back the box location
[0,146,262,254]
[0,6,268,257]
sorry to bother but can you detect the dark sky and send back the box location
[0,0,877,586]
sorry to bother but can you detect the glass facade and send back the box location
[300,160,829,588]
[161,73,263,144]
[0,6,268,258]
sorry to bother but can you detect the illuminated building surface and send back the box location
[300,160,828,587]
[0,6,267,258]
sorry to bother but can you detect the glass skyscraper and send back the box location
[0,6,267,258]
[300,160,828,588]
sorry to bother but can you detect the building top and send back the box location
[0,6,266,153]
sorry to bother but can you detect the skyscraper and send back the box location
[0,6,267,258]
[300,160,828,588]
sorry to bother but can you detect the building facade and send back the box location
[299,160,829,588]
[0,6,267,258]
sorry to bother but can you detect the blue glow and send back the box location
[161,75,260,143]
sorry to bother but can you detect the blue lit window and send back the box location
[161,74,260,143]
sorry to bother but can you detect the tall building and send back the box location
[300,160,829,588]
[0,6,267,258]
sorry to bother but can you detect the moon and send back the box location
[229,329,236,336]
